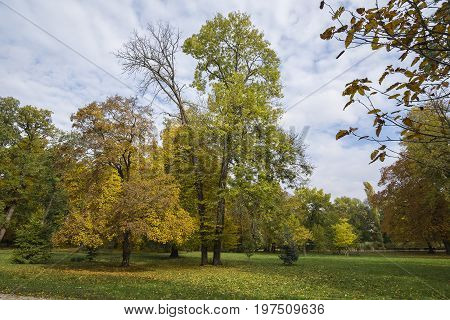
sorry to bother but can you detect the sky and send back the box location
[0,0,400,199]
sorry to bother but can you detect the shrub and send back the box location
[242,239,257,259]
[279,245,299,265]
[12,209,51,264]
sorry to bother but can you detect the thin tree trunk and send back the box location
[0,204,15,243]
[200,243,208,265]
[170,243,179,258]
[426,241,435,254]
[443,239,450,255]
[121,231,131,267]
[271,243,276,253]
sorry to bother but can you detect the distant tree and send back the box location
[333,218,357,254]
[320,0,450,164]
[363,182,385,248]
[333,196,378,244]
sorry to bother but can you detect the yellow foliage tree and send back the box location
[332,218,357,254]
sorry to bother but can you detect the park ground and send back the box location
[0,249,448,299]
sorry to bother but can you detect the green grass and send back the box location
[0,249,448,299]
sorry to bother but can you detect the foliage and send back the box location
[320,0,450,163]
[182,12,310,264]
[0,97,59,244]
[332,218,358,252]
[12,209,51,264]
[377,152,449,247]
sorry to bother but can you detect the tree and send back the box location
[117,23,210,265]
[65,96,195,266]
[332,218,358,254]
[320,0,450,164]
[377,152,449,253]
[13,208,51,264]
[0,97,56,243]
[333,196,378,244]
[183,12,309,265]
[363,182,385,248]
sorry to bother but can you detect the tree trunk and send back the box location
[271,243,276,253]
[200,244,208,265]
[426,241,435,254]
[212,196,225,266]
[121,231,131,267]
[170,243,179,258]
[443,239,450,255]
[212,238,222,266]
[0,204,15,243]
[303,245,307,256]
[212,134,230,266]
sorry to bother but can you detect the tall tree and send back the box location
[117,23,210,265]
[183,12,309,265]
[0,97,56,243]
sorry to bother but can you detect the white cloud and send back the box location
[0,0,401,199]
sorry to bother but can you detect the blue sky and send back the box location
[0,0,400,199]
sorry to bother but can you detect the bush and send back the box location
[242,239,257,259]
[279,245,299,265]
[12,209,51,264]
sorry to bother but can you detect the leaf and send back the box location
[371,36,381,49]
[388,94,401,99]
[336,130,349,140]
[378,71,389,84]
[345,32,354,48]
[319,1,325,9]
[375,124,382,137]
[336,25,348,33]
[368,109,381,114]
[402,117,413,127]
[333,7,345,20]
[386,82,399,92]
[411,56,420,66]
[343,99,354,110]
[399,51,408,61]
[320,27,335,40]
[356,8,365,14]
[370,149,379,160]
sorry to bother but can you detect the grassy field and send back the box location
[0,249,448,299]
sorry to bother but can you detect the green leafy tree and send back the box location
[0,97,56,243]
[183,12,310,265]
[13,208,51,264]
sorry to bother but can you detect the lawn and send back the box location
[0,249,448,299]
